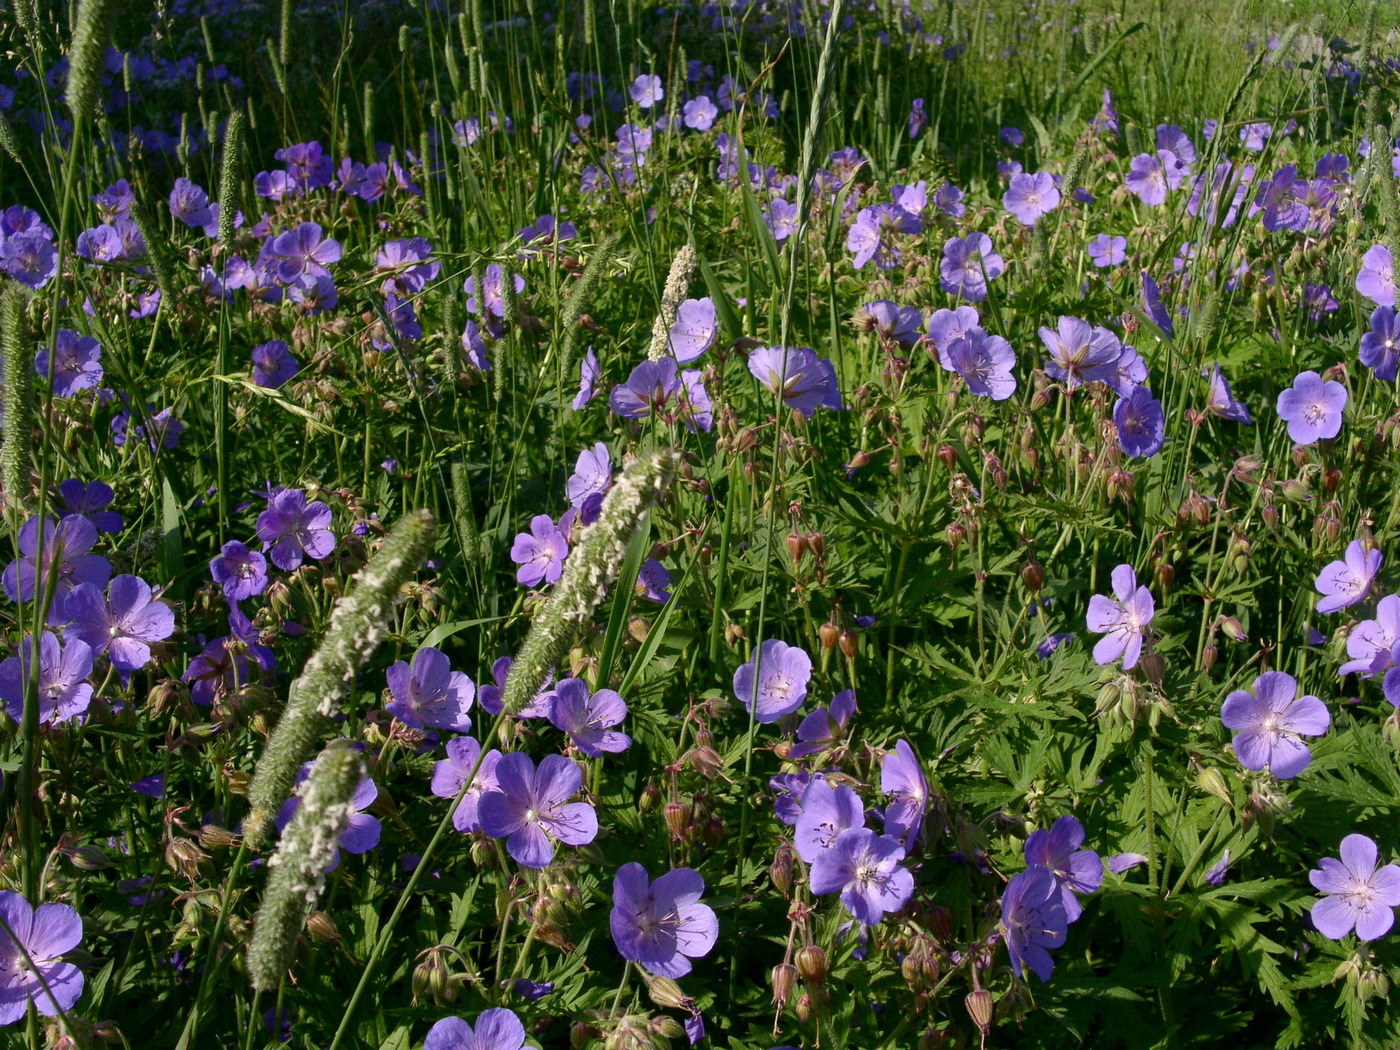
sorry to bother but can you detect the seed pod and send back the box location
[819,621,840,649]
[965,989,994,1032]
[771,963,798,1004]
[786,532,808,565]
[838,630,857,659]
[795,945,827,983]
[1020,559,1045,591]
[663,801,690,840]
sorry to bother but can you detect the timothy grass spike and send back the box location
[646,244,697,361]
[0,285,33,518]
[217,110,245,245]
[65,0,113,122]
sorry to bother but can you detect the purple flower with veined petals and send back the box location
[1141,271,1175,339]
[430,739,502,834]
[422,1013,526,1050]
[789,689,856,759]
[809,827,914,925]
[1221,671,1329,779]
[385,646,474,732]
[168,177,214,229]
[265,222,341,282]
[1309,834,1400,941]
[35,329,103,397]
[1206,363,1252,422]
[1340,594,1400,677]
[1360,306,1400,381]
[1001,867,1068,982]
[63,575,174,671]
[794,780,865,862]
[666,298,717,363]
[251,340,299,389]
[573,348,600,410]
[1358,245,1396,308]
[846,204,920,270]
[477,657,554,718]
[276,759,380,869]
[547,677,630,757]
[1003,171,1060,225]
[636,558,671,603]
[57,480,122,534]
[934,180,966,217]
[939,234,1004,302]
[854,301,922,349]
[927,306,982,368]
[464,265,525,320]
[0,891,84,1024]
[631,73,664,108]
[764,198,799,242]
[947,329,1017,401]
[256,489,336,571]
[1085,564,1154,669]
[1315,540,1382,614]
[1114,386,1165,457]
[881,739,928,846]
[375,237,439,295]
[747,347,841,417]
[1125,152,1170,205]
[1109,852,1148,874]
[209,540,268,602]
[683,96,718,131]
[424,1009,527,1050]
[609,359,713,432]
[0,232,59,289]
[1039,316,1121,390]
[1108,345,1148,398]
[734,639,811,723]
[610,863,718,978]
[1087,233,1126,268]
[1024,816,1103,923]
[478,753,598,868]
[0,632,93,726]
[566,443,611,508]
[1277,370,1346,445]
[3,514,110,624]
[510,515,569,587]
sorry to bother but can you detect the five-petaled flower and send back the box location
[809,826,915,925]
[1085,564,1155,670]
[1221,670,1330,779]
[1024,815,1103,923]
[1309,833,1400,942]
[1315,540,1382,615]
[733,639,812,723]
[423,1008,528,1050]
[1276,370,1346,446]
[610,862,718,977]
[478,753,598,868]
[509,515,569,587]
[0,890,85,1025]
[1000,867,1068,982]
[385,646,475,732]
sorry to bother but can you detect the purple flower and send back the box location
[547,677,630,757]
[1125,152,1177,206]
[1087,234,1126,268]
[0,632,94,726]
[1360,306,1400,381]
[794,779,865,862]
[947,329,1017,401]
[846,204,920,270]
[1205,363,1252,423]
[251,340,299,389]
[169,177,214,229]
[908,97,927,138]
[809,827,914,925]
[999,126,1025,146]
[939,234,1004,301]
[57,480,122,534]
[1113,387,1165,457]
[666,298,718,363]
[209,540,268,602]
[609,359,713,432]
[611,863,718,978]
[566,443,611,509]
[1024,816,1103,923]
[430,738,502,834]
[0,232,58,288]
[3,514,111,625]
[683,96,718,131]
[265,221,341,282]
[764,198,800,242]
[1000,867,1067,982]
[1276,370,1346,445]
[1037,632,1075,657]
[63,575,174,672]
[631,73,664,108]
[1108,852,1148,874]
[1221,671,1329,779]
[1039,316,1121,390]
[1315,540,1382,614]
[510,514,569,587]
[636,559,671,603]
[1091,89,1119,135]
[1085,564,1154,670]
[880,739,927,846]
[0,891,84,1024]
[1141,271,1175,339]
[1003,172,1060,226]
[927,306,981,367]
[789,689,856,759]
[573,348,600,410]
[35,329,103,397]
[376,237,439,294]
[934,180,966,218]
[386,647,474,732]
[746,347,841,417]
[276,764,380,867]
[423,1009,527,1050]
[854,300,922,348]
[1108,345,1148,398]
[256,489,336,571]
[1309,834,1400,941]
[478,753,598,868]
[733,639,811,723]
[1358,245,1395,308]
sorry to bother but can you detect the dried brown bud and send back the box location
[305,911,341,943]
[838,630,857,659]
[806,532,825,560]
[965,989,994,1032]
[663,801,691,840]
[1020,559,1045,591]
[795,945,827,983]
[772,963,798,1004]
[786,532,808,565]
[685,745,723,779]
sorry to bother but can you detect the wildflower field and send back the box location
[4,0,1400,1046]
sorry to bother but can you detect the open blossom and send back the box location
[1087,233,1127,268]
[611,863,718,978]
[794,779,865,862]
[386,646,474,732]
[1205,363,1252,423]
[429,739,502,834]
[573,348,600,410]
[1085,564,1154,669]
[846,203,920,270]
[810,827,914,925]
[0,632,93,726]
[209,540,268,601]
[63,575,175,672]
[789,689,856,759]
[1039,316,1121,389]
[609,359,713,432]
[1277,370,1346,445]
[3,514,111,624]
[510,515,569,586]
[665,298,718,363]
[1221,671,1329,779]
[35,329,103,397]
[546,677,630,757]
[478,753,598,868]
[733,639,811,723]
[1309,834,1400,941]
[1360,306,1400,381]
[880,739,928,845]
[1357,244,1395,308]
[257,489,336,571]
[424,1009,527,1050]
[939,234,1004,301]
[1024,816,1103,923]
[1003,171,1060,225]
[747,346,841,417]
[566,443,612,509]
[1001,867,1068,982]
[0,891,85,1024]
[1113,387,1165,457]
[947,329,1017,401]
[1315,540,1382,614]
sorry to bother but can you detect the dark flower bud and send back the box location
[65,843,114,871]
[685,745,723,779]
[1218,617,1247,642]
[923,904,953,943]
[1324,468,1342,494]
[937,445,957,469]
[1202,642,1219,669]
[1138,652,1164,684]
[772,963,798,1004]
[806,532,825,560]
[965,989,994,1032]
[770,843,794,894]
[701,815,724,846]
[1108,469,1134,502]
[794,992,815,1023]
[305,911,341,943]
[663,801,691,841]
[946,522,965,551]
[786,532,808,565]
[845,450,870,473]
[795,945,827,983]
[1156,562,1175,589]
[1262,501,1278,531]
[1020,559,1045,591]
[838,630,858,659]
[733,428,760,453]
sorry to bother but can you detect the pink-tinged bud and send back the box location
[1262,501,1279,531]
[838,630,858,659]
[638,781,661,812]
[786,532,808,565]
[701,815,724,846]
[806,531,825,559]
[937,445,957,469]
[923,904,954,943]
[795,945,828,983]
[1291,443,1309,468]
[1218,616,1247,642]
[946,522,966,551]
[1138,652,1164,684]
[772,963,798,1004]
[1324,468,1342,494]
[724,622,746,648]
[1156,562,1175,590]
[1108,469,1134,502]
[1202,642,1219,669]
[845,450,870,473]
[733,428,759,453]
[686,745,723,779]
[1021,559,1045,591]
[965,989,994,1032]
[645,974,690,1011]
[819,621,840,649]
[663,801,691,840]
[1281,478,1310,501]
[771,842,794,894]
